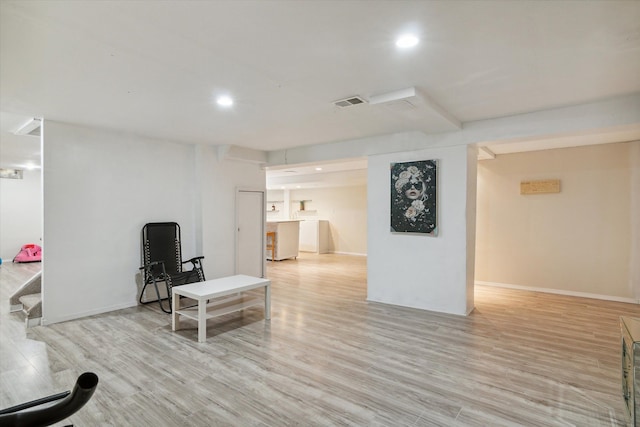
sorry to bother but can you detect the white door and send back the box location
[236,189,265,278]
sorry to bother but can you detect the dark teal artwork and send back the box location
[390,159,437,235]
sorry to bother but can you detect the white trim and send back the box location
[366,296,469,316]
[41,301,137,325]
[235,187,266,278]
[26,316,41,328]
[475,281,640,304]
[331,251,367,257]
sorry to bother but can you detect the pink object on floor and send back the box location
[13,244,42,263]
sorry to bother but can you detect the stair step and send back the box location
[9,271,42,307]
[18,293,42,317]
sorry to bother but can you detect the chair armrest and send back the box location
[139,260,164,271]
[182,256,204,265]
[182,257,205,281]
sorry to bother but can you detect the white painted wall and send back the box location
[367,144,476,316]
[42,121,198,324]
[288,186,367,256]
[265,190,286,222]
[38,94,637,322]
[0,168,42,261]
[475,142,637,301]
[465,146,478,311]
[196,145,266,279]
[632,141,640,300]
[265,95,640,313]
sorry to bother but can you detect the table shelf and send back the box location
[171,275,271,343]
[176,296,262,321]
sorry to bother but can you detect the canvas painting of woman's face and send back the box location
[390,159,437,234]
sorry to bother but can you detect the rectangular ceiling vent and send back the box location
[333,96,367,108]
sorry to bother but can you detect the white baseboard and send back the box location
[331,251,367,257]
[475,281,640,304]
[41,301,138,326]
[10,303,23,312]
[26,317,41,328]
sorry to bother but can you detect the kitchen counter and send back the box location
[266,221,300,261]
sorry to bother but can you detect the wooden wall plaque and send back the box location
[520,179,560,195]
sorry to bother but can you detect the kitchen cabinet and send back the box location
[266,220,300,261]
[299,220,330,254]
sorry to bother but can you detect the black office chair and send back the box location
[139,222,205,313]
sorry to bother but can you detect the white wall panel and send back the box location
[367,144,476,315]
[42,121,196,324]
[0,168,41,260]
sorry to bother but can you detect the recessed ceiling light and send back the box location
[396,34,419,49]
[315,167,322,171]
[216,95,234,107]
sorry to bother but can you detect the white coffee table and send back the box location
[171,275,271,342]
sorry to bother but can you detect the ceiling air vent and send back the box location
[333,96,367,108]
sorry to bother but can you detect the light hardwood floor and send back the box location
[1,254,638,426]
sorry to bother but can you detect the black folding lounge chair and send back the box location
[139,222,205,313]
[0,372,98,427]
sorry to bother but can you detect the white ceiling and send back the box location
[1,1,639,181]
[266,159,368,189]
[0,112,41,169]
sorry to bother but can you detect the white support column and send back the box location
[283,189,291,219]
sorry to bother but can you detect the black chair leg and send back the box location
[153,280,172,314]
[139,279,172,314]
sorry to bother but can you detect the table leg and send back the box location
[265,284,271,320]
[172,291,179,331]
[198,298,206,343]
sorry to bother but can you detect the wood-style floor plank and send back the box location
[1,254,637,426]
